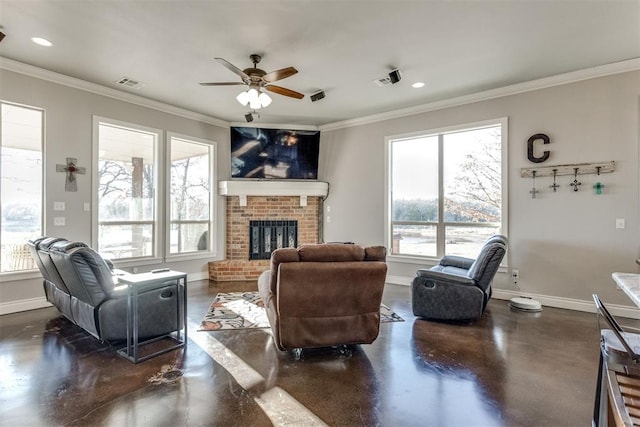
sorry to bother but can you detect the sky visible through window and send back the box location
[392,126,500,201]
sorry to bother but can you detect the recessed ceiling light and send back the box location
[412,82,425,89]
[31,37,52,47]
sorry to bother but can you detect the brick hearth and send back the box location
[209,195,320,281]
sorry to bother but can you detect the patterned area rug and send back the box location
[199,291,404,331]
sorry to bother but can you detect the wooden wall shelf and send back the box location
[520,161,615,178]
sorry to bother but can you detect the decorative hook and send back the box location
[530,170,539,199]
[570,168,582,192]
[549,169,560,192]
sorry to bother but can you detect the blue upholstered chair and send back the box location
[411,235,507,322]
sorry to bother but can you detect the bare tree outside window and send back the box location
[390,122,504,258]
[169,137,212,254]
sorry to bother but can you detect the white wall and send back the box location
[319,71,640,308]
[0,68,231,312]
[2,64,639,315]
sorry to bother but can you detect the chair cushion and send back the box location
[467,240,506,290]
[298,243,365,262]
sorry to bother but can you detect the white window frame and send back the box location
[385,117,508,263]
[0,101,45,279]
[92,116,163,267]
[165,131,216,261]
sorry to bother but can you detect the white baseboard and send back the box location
[188,271,208,282]
[386,275,640,320]
[0,297,51,316]
[386,275,412,286]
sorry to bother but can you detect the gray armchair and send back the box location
[411,235,507,321]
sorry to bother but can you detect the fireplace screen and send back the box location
[249,220,298,260]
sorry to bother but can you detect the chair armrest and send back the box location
[415,269,475,286]
[438,255,474,269]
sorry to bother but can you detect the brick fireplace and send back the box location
[208,181,328,281]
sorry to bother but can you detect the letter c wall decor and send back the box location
[527,133,550,163]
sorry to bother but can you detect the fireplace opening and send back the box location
[249,220,298,260]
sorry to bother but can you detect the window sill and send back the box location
[387,254,440,266]
[0,269,42,282]
[165,251,218,263]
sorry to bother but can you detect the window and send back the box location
[387,118,506,259]
[94,118,216,263]
[0,102,44,273]
[95,118,159,260]
[168,133,214,255]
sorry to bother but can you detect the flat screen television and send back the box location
[230,126,320,179]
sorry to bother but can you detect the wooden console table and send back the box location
[594,272,640,426]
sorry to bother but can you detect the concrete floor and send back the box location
[0,280,607,426]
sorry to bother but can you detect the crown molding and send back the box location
[0,56,230,128]
[3,56,638,133]
[319,58,640,132]
[229,122,319,131]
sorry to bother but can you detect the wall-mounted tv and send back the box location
[230,126,320,179]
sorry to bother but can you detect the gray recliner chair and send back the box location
[411,235,507,321]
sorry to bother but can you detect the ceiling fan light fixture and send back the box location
[237,86,271,109]
[246,87,260,103]
[249,98,262,110]
[258,91,272,107]
[236,91,250,106]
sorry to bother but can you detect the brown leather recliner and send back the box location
[258,243,387,351]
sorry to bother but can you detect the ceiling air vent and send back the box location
[116,77,145,89]
[373,76,393,87]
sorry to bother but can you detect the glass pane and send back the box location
[98,223,153,259]
[98,122,157,259]
[1,104,43,272]
[443,126,501,223]
[391,224,436,257]
[444,226,499,258]
[170,223,209,254]
[170,138,211,222]
[98,123,156,222]
[391,136,438,222]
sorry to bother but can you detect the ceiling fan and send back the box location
[200,54,304,108]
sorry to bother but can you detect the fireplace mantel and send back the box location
[218,180,329,206]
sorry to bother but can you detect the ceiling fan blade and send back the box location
[214,57,250,80]
[263,66,298,83]
[265,85,305,99]
[199,82,246,86]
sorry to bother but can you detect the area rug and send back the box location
[199,291,404,331]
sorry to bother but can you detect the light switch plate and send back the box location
[83,202,90,212]
[616,218,625,229]
[53,201,65,211]
[54,217,66,226]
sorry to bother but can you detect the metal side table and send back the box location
[117,270,187,363]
